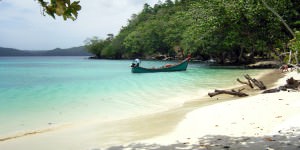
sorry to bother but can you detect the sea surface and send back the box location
[0,56,264,135]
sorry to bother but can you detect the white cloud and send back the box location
[0,0,158,50]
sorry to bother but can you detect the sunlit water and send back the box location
[0,56,264,135]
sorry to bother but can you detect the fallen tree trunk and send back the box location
[208,89,249,97]
[262,88,281,94]
[262,77,299,94]
[286,77,300,89]
[244,74,266,90]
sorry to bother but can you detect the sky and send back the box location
[0,0,158,50]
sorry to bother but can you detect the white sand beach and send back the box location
[0,70,299,150]
[121,71,300,149]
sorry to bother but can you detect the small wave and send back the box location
[0,124,69,142]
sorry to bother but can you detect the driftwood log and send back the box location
[208,88,249,97]
[262,86,288,94]
[286,77,300,89]
[262,77,299,94]
[244,74,266,90]
[209,74,266,97]
[237,78,254,89]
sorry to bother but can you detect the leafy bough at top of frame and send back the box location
[37,0,81,21]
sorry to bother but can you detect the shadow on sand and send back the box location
[106,128,300,150]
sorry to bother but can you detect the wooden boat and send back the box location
[131,57,190,73]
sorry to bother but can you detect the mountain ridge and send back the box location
[0,46,92,56]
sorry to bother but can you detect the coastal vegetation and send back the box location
[85,0,300,65]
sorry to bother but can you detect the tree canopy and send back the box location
[85,0,300,64]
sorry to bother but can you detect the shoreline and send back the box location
[124,71,300,149]
[0,69,282,149]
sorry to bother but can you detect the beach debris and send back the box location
[223,145,230,149]
[208,89,249,97]
[262,88,281,93]
[209,74,268,98]
[237,74,266,89]
[286,77,300,89]
[243,74,266,90]
[263,77,300,94]
[237,78,254,89]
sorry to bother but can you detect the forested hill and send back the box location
[0,46,91,56]
[85,0,300,64]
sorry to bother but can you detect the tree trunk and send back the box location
[238,46,244,63]
[296,50,299,64]
[250,47,255,63]
[289,50,292,64]
[222,52,226,64]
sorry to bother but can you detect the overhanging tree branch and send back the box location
[36,0,81,21]
[261,0,295,38]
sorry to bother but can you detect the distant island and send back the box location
[0,46,92,56]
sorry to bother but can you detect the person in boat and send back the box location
[131,59,141,67]
[164,64,173,68]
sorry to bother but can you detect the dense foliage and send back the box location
[85,0,300,64]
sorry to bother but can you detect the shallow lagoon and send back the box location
[0,56,264,135]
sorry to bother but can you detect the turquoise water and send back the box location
[0,56,263,135]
